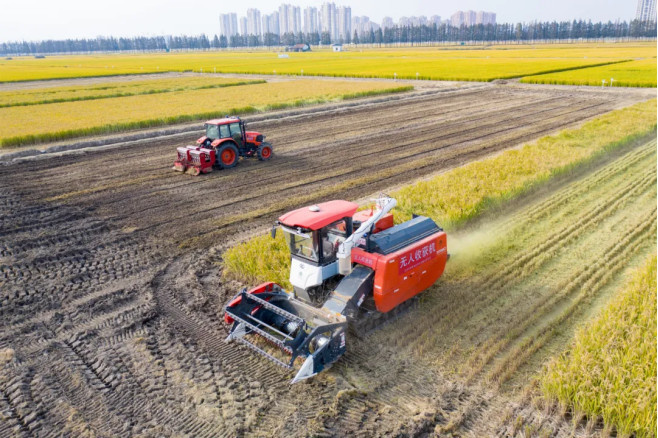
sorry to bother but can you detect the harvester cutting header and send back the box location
[173,116,272,175]
[224,196,448,383]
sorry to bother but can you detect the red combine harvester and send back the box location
[224,196,448,383]
[173,116,272,175]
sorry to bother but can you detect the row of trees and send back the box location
[1,20,655,55]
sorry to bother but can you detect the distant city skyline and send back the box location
[0,0,645,42]
[218,3,498,43]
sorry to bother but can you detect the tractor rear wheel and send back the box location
[257,144,273,161]
[216,143,239,169]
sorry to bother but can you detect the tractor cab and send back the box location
[275,200,358,304]
[202,116,246,145]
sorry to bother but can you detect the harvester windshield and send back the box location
[284,229,318,262]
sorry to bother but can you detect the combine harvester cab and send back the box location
[224,196,448,383]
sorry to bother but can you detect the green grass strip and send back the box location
[540,253,657,437]
[222,99,657,288]
[0,86,412,147]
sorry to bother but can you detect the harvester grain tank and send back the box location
[173,116,272,175]
[224,196,448,383]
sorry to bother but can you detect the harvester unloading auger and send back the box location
[224,196,448,383]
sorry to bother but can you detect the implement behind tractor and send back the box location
[224,196,448,383]
[174,116,272,175]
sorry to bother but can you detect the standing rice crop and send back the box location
[540,253,657,437]
[521,58,657,87]
[1,43,654,83]
[0,80,411,147]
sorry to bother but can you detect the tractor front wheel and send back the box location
[257,144,273,161]
[216,143,239,169]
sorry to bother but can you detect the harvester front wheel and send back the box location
[217,143,239,169]
[257,144,273,161]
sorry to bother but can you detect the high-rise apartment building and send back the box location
[636,0,657,21]
[353,16,380,36]
[399,16,428,27]
[318,3,350,41]
[219,13,239,37]
[451,10,495,26]
[278,4,301,34]
[247,8,262,35]
[450,11,464,27]
[352,16,365,35]
[464,11,476,26]
[381,16,394,29]
[475,11,496,25]
[240,16,248,35]
[320,2,338,40]
[278,4,291,34]
[304,7,319,33]
[292,6,302,33]
[262,11,280,35]
[337,6,352,41]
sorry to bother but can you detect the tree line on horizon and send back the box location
[1,20,655,55]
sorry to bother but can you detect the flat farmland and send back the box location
[0,78,408,146]
[521,58,658,87]
[1,42,654,83]
[0,81,654,436]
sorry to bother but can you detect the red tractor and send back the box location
[173,116,272,175]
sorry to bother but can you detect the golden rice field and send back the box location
[0,42,654,83]
[0,76,264,107]
[0,80,411,146]
[222,99,657,288]
[521,58,657,87]
[541,253,656,438]
[392,99,658,226]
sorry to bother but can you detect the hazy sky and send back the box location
[1,0,639,42]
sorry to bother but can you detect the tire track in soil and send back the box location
[126,97,601,230]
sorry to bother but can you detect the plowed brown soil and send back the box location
[0,81,654,437]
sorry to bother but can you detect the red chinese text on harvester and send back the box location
[398,242,437,274]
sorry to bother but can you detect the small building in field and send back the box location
[331,44,343,52]
[286,43,311,52]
